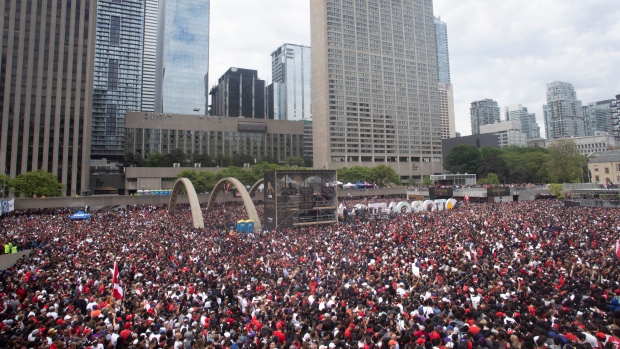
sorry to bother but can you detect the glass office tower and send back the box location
[155,0,210,115]
[92,0,145,159]
[271,44,312,121]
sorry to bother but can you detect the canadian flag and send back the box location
[615,238,620,259]
[112,261,124,300]
[464,195,470,202]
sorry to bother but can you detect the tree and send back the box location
[231,153,254,167]
[369,165,401,187]
[213,154,232,168]
[477,173,500,185]
[546,140,584,183]
[191,153,213,167]
[445,145,482,175]
[120,152,146,168]
[177,170,216,193]
[422,176,433,186]
[303,156,313,168]
[215,166,258,186]
[0,174,8,197]
[285,157,305,168]
[162,149,187,167]
[477,156,508,183]
[10,170,65,197]
[550,183,564,198]
[337,166,371,184]
[147,152,165,167]
[251,162,281,180]
[256,156,279,165]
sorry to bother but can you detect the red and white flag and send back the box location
[464,195,470,202]
[615,238,620,259]
[112,261,124,300]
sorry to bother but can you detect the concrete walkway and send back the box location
[0,250,31,270]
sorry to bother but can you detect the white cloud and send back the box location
[209,0,620,137]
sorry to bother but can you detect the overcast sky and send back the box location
[210,0,620,136]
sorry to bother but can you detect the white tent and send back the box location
[343,182,356,188]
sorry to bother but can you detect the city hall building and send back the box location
[125,112,305,162]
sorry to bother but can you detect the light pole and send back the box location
[2,173,6,199]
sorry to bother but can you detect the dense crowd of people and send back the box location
[0,200,619,349]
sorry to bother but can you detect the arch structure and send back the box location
[168,178,205,228]
[206,177,262,232]
[249,178,264,199]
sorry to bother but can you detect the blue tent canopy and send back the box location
[69,211,91,220]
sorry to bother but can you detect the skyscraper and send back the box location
[438,83,456,139]
[91,0,145,160]
[142,0,159,112]
[310,0,442,179]
[210,68,266,119]
[434,16,455,140]
[155,0,210,115]
[612,95,620,143]
[470,99,500,135]
[434,17,450,84]
[0,0,97,196]
[270,44,312,121]
[544,81,584,140]
[505,104,540,139]
[583,100,613,136]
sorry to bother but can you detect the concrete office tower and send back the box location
[583,100,614,136]
[141,0,159,112]
[0,0,96,196]
[505,104,541,139]
[470,99,500,135]
[438,83,456,139]
[434,17,450,84]
[92,0,145,160]
[210,68,266,119]
[270,44,312,121]
[155,0,210,114]
[310,0,442,179]
[545,81,584,140]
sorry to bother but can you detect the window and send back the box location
[109,16,121,46]
[594,166,599,172]
[605,167,610,174]
[106,104,117,136]
[595,175,600,182]
[108,59,119,91]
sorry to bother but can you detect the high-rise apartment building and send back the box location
[434,16,455,140]
[210,68,266,119]
[269,44,312,121]
[0,0,97,196]
[612,95,620,143]
[91,0,145,160]
[155,0,210,114]
[438,83,455,139]
[583,100,613,136]
[505,104,540,139]
[141,0,159,112]
[544,81,584,140]
[470,99,500,135]
[310,0,442,180]
[434,17,450,84]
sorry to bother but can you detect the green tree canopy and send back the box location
[162,149,187,167]
[231,153,255,167]
[214,154,232,168]
[191,153,213,167]
[285,157,305,168]
[120,152,146,168]
[147,152,165,167]
[546,140,584,183]
[369,165,401,186]
[215,166,258,186]
[337,166,371,184]
[10,170,65,197]
[445,145,482,175]
[177,170,216,193]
